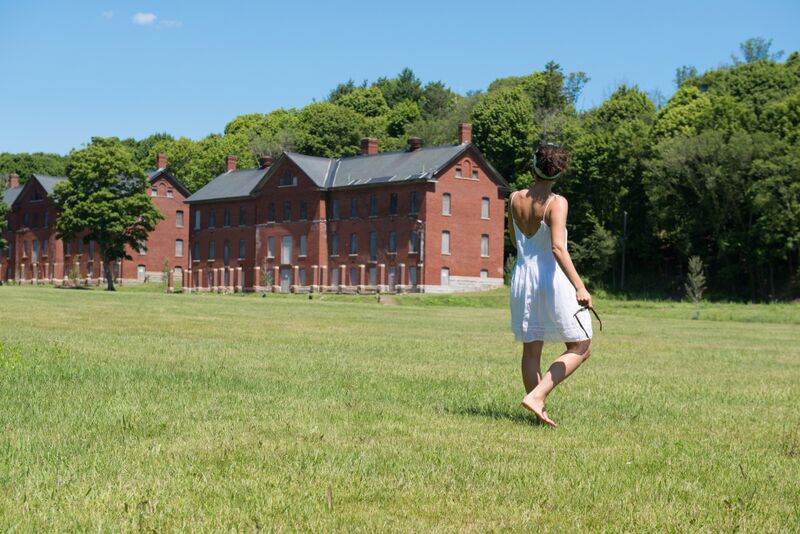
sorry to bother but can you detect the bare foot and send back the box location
[521,394,558,427]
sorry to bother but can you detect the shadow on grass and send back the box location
[446,402,543,427]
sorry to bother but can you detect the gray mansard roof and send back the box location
[186,143,507,204]
[32,174,67,196]
[2,186,22,207]
[185,168,270,204]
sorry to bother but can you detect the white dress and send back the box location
[510,192,592,343]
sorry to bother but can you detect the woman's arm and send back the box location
[547,196,592,308]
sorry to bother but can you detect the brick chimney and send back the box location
[8,173,19,188]
[407,137,423,152]
[225,155,238,173]
[259,156,274,169]
[360,138,379,156]
[156,153,167,170]
[458,123,472,145]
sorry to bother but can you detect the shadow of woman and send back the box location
[446,402,544,427]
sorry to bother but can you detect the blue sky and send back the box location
[1,0,798,155]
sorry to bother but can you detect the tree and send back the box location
[374,68,423,107]
[471,87,535,183]
[733,37,784,65]
[685,256,707,319]
[674,65,698,89]
[53,137,164,291]
[294,102,367,158]
[337,87,390,118]
[0,152,70,187]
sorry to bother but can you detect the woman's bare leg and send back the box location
[521,340,592,427]
[521,341,543,393]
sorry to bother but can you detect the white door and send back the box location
[137,265,146,283]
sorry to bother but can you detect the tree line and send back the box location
[1,38,798,300]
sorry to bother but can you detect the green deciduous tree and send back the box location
[53,137,164,291]
[471,87,535,183]
[295,102,367,158]
[0,152,70,187]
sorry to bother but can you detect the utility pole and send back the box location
[620,211,628,292]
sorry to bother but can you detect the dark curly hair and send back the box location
[533,144,569,179]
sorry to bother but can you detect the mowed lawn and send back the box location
[0,286,798,532]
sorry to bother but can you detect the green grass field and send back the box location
[0,285,798,532]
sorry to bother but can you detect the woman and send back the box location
[509,144,593,427]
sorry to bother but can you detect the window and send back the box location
[389,193,398,215]
[410,191,418,214]
[331,234,339,256]
[279,173,297,187]
[23,213,28,227]
[137,240,146,256]
[283,201,291,222]
[239,207,246,226]
[299,268,306,286]
[472,169,479,179]
[409,266,418,287]
[77,240,83,255]
[369,231,377,261]
[350,197,359,218]
[300,201,307,221]
[209,240,216,260]
[194,210,201,230]
[193,241,200,262]
[388,231,397,254]
[388,266,396,289]
[480,269,489,279]
[481,234,489,257]
[167,189,174,198]
[268,236,275,258]
[455,167,462,177]
[223,240,230,266]
[224,208,231,227]
[32,240,39,261]
[369,266,376,287]
[350,233,358,255]
[209,209,216,228]
[175,239,184,257]
[370,194,378,217]
[441,231,450,255]
[281,236,292,264]
[299,234,307,257]
[481,198,490,219]
[441,267,450,286]
[268,203,276,222]
[151,188,157,197]
[64,241,70,256]
[239,239,246,259]
[331,268,339,287]
[42,240,48,257]
[442,193,451,215]
[44,211,49,227]
[331,199,340,220]
[350,267,358,286]
[409,231,419,253]
[176,210,184,228]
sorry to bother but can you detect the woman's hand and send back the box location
[576,286,592,308]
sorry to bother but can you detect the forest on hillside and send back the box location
[2,38,799,301]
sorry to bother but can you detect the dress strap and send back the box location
[542,194,557,223]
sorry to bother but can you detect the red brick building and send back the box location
[185,123,509,293]
[0,154,190,285]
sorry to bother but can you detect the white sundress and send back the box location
[510,192,592,343]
